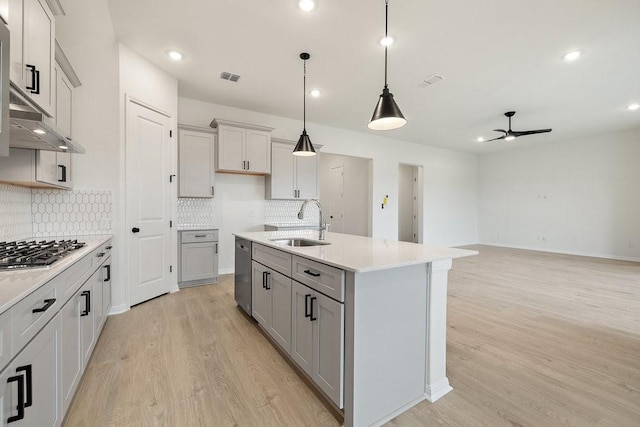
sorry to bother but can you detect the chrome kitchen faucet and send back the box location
[297,199,326,240]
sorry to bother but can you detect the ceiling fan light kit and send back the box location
[293,52,317,157]
[485,111,552,143]
[368,0,407,131]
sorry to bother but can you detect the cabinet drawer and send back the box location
[0,309,12,371]
[181,230,218,243]
[292,256,345,302]
[11,279,58,353]
[253,244,292,276]
[91,241,112,268]
[59,254,92,301]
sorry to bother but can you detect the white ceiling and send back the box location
[106,0,640,154]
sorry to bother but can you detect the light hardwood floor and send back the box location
[63,245,640,426]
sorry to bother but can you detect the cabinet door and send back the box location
[268,270,291,353]
[4,316,60,426]
[23,0,55,116]
[217,126,244,172]
[269,143,295,199]
[55,63,73,139]
[290,281,313,377]
[8,0,25,88]
[245,130,270,173]
[178,130,215,197]
[313,292,344,409]
[295,154,318,199]
[79,278,95,370]
[60,292,82,414]
[251,261,270,327]
[180,242,216,282]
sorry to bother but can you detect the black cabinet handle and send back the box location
[105,246,112,250]
[7,374,25,423]
[247,161,250,170]
[304,294,312,318]
[96,252,105,258]
[215,243,218,254]
[262,271,267,289]
[58,164,67,182]
[104,264,111,282]
[303,269,320,277]
[32,298,56,313]
[310,297,317,321]
[131,227,140,233]
[194,234,206,238]
[15,365,32,408]
[26,64,40,94]
[265,272,271,290]
[81,291,91,316]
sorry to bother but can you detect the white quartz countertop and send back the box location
[234,231,477,273]
[264,221,319,228]
[0,235,112,315]
[177,224,217,231]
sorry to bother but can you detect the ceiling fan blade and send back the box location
[485,136,506,142]
[512,128,552,137]
[493,129,507,133]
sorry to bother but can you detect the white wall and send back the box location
[179,97,479,272]
[319,153,371,237]
[478,127,640,261]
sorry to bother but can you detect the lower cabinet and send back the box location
[1,315,60,426]
[291,280,344,408]
[252,261,292,353]
[179,230,219,287]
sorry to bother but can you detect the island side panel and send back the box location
[425,259,453,402]
[344,264,428,427]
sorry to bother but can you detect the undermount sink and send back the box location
[269,238,331,247]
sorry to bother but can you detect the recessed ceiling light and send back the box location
[33,129,46,135]
[380,36,394,46]
[310,89,321,97]
[477,137,484,142]
[627,103,640,111]
[168,51,183,61]
[59,145,68,150]
[298,0,316,11]
[563,51,581,61]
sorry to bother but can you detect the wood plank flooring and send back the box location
[63,245,640,426]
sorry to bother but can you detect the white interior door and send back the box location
[126,99,173,306]
[329,166,344,233]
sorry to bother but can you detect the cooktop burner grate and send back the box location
[0,240,86,270]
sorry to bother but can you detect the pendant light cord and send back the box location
[303,59,307,131]
[384,0,389,88]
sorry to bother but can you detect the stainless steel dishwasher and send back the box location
[234,237,252,315]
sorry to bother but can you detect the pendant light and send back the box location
[293,52,317,156]
[368,0,406,131]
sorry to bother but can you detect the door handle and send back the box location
[262,271,267,289]
[58,165,67,182]
[26,64,40,94]
[310,296,317,321]
[7,374,25,423]
[15,365,32,408]
[104,264,111,282]
[303,269,320,277]
[265,272,271,290]
[81,291,91,316]
[304,294,312,318]
[32,298,56,313]
[131,227,140,233]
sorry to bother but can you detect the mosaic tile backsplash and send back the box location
[264,200,320,223]
[177,198,216,229]
[0,184,33,241]
[32,189,113,238]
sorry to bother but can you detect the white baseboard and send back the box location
[108,303,129,315]
[478,242,640,263]
[369,395,427,427]
[219,267,234,275]
[425,378,453,403]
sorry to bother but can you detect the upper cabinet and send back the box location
[8,0,56,116]
[267,140,319,200]
[178,126,216,198]
[210,118,273,175]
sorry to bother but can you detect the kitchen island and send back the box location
[234,230,476,427]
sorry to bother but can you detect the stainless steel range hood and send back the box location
[9,84,85,154]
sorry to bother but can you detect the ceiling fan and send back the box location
[486,111,552,142]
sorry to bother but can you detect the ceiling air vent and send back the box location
[220,72,241,82]
[417,73,444,88]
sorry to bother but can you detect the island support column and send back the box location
[424,258,453,402]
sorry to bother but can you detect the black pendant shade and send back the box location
[293,52,317,157]
[368,0,407,131]
[293,129,316,156]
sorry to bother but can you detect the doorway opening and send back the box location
[319,153,373,237]
[398,164,423,243]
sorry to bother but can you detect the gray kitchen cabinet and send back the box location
[178,230,219,287]
[7,0,56,116]
[0,148,72,188]
[2,314,60,426]
[178,127,216,197]
[211,118,273,174]
[291,280,313,375]
[251,260,292,353]
[267,140,319,199]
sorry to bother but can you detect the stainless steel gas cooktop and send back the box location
[0,240,86,270]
